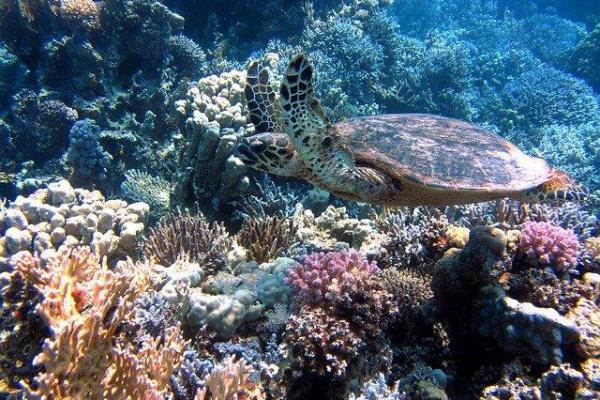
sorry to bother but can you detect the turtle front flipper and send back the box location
[517,169,588,203]
[245,60,283,133]
[279,55,358,187]
[237,132,312,179]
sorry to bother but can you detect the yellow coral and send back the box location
[445,225,470,248]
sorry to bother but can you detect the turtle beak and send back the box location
[237,138,259,165]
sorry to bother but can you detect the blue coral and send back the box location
[65,119,112,182]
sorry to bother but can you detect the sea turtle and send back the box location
[238,54,586,207]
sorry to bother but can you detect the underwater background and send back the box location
[1,0,600,398]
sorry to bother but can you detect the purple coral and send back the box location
[519,221,580,273]
[284,250,379,303]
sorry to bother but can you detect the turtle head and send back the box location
[238,132,302,177]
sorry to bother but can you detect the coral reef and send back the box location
[143,210,232,273]
[64,118,112,184]
[0,179,148,269]
[1,0,600,399]
[121,169,171,223]
[172,69,253,217]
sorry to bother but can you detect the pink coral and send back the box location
[284,250,379,303]
[519,221,580,273]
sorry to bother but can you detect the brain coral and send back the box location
[518,221,580,274]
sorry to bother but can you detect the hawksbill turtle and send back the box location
[238,54,587,207]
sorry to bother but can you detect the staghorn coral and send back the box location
[172,69,253,216]
[143,210,233,273]
[236,217,297,264]
[0,180,148,269]
[106,325,188,400]
[518,221,580,275]
[233,175,306,220]
[121,169,171,222]
[171,349,214,400]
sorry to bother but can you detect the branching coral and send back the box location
[284,305,366,380]
[381,268,433,327]
[285,250,379,303]
[569,22,600,92]
[121,169,171,222]
[143,210,233,273]
[236,216,297,264]
[10,246,178,398]
[233,175,306,220]
[196,355,264,400]
[499,65,599,131]
[518,221,580,275]
[286,250,396,342]
[380,207,449,271]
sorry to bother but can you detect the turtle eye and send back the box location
[250,141,267,153]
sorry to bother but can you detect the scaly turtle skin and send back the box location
[238,55,587,207]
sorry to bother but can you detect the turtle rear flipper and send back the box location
[245,60,283,133]
[518,169,588,203]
